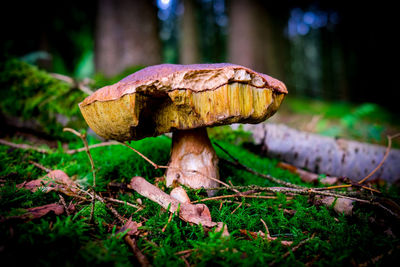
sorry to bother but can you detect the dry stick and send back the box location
[64,128,97,223]
[358,133,400,184]
[58,194,70,216]
[230,202,242,214]
[66,141,120,154]
[270,233,316,266]
[207,185,372,204]
[124,235,151,267]
[70,141,238,193]
[78,187,127,223]
[314,183,380,194]
[213,142,303,189]
[103,197,141,209]
[118,141,168,170]
[161,213,174,232]
[50,73,94,95]
[191,194,279,203]
[0,139,50,153]
[175,248,197,256]
[260,219,270,237]
[28,160,52,173]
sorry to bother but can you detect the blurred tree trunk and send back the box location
[95,0,161,77]
[228,0,288,79]
[179,0,200,64]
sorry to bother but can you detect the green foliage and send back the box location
[208,125,253,146]
[1,135,399,266]
[0,59,87,138]
[283,96,399,145]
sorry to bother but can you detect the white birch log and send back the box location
[242,123,400,183]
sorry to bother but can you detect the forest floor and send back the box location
[1,59,399,265]
[1,125,400,266]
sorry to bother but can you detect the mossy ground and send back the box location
[1,132,399,266]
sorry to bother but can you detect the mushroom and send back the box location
[79,63,287,195]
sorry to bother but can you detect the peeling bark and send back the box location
[244,123,400,182]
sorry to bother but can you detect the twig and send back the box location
[64,128,97,224]
[270,233,316,266]
[231,202,242,214]
[64,128,96,187]
[313,183,380,193]
[79,187,127,223]
[50,73,94,95]
[191,194,279,203]
[58,194,70,216]
[175,248,197,256]
[358,133,400,184]
[180,255,191,267]
[207,185,371,203]
[103,197,141,209]
[89,189,96,224]
[66,141,120,154]
[161,213,174,232]
[119,141,168,170]
[213,142,303,189]
[124,235,150,267]
[120,141,239,193]
[0,139,50,153]
[29,160,52,173]
[260,218,270,236]
[219,200,224,211]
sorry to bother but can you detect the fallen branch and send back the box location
[0,139,50,153]
[66,141,120,154]
[50,73,94,95]
[244,123,400,182]
[28,160,52,173]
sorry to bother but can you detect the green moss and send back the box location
[1,135,399,266]
[0,59,87,138]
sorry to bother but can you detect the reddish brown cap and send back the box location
[79,63,287,141]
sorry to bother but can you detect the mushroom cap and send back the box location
[79,63,287,141]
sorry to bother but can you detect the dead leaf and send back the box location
[118,217,142,236]
[130,176,217,227]
[3,203,74,222]
[17,170,78,195]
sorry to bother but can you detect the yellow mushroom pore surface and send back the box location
[79,82,285,141]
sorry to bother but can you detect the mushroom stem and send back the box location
[166,128,219,196]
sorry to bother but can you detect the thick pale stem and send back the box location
[165,128,219,196]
